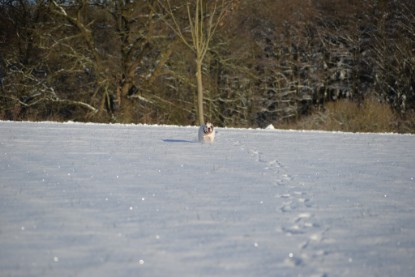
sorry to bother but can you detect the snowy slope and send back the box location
[1,121,414,277]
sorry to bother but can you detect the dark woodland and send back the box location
[1,0,414,132]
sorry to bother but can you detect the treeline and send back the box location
[1,0,414,131]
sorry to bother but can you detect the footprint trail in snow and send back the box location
[235,139,329,275]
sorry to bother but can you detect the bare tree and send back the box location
[47,0,164,121]
[372,0,415,114]
[0,0,100,120]
[156,0,231,124]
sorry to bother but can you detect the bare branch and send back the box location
[156,0,231,124]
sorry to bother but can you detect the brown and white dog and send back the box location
[198,122,215,143]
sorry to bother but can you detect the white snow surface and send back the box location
[1,121,415,277]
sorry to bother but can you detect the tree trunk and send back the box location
[196,60,204,125]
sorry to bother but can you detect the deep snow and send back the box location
[0,121,414,277]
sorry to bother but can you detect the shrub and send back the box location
[325,98,395,132]
[278,98,397,133]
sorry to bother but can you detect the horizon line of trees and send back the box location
[0,0,414,128]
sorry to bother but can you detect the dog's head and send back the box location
[204,122,214,134]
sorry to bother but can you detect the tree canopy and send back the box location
[1,0,414,132]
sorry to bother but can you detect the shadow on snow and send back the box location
[162,139,196,143]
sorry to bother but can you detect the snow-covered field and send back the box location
[1,121,414,277]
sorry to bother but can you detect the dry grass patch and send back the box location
[278,98,397,133]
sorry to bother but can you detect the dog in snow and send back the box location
[198,122,215,143]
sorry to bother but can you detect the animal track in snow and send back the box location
[275,184,329,271]
[277,190,312,213]
[246,148,293,185]
[233,138,328,272]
